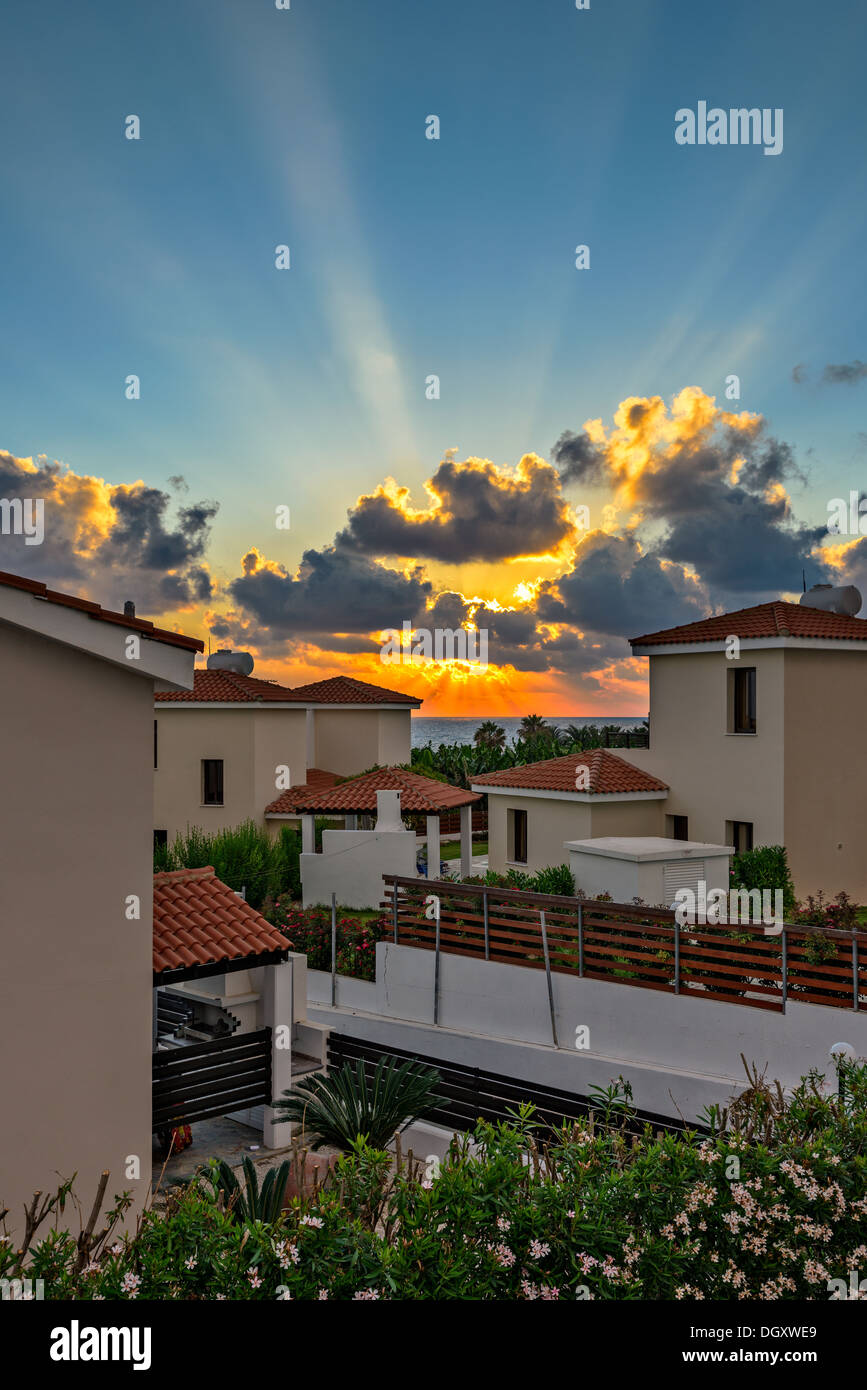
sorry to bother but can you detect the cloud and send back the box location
[227,542,432,639]
[791,362,808,384]
[339,453,576,562]
[821,360,867,386]
[0,451,217,613]
[553,388,822,603]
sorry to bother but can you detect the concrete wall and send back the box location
[0,624,155,1231]
[782,648,867,899]
[153,706,307,839]
[485,792,663,879]
[312,708,411,776]
[301,828,417,907]
[486,794,593,874]
[307,942,867,1127]
[624,648,786,847]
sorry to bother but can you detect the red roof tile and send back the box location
[283,675,422,706]
[153,866,290,975]
[0,568,203,652]
[472,750,668,796]
[155,670,422,705]
[266,765,479,815]
[155,669,299,703]
[631,601,867,648]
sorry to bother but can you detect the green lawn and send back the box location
[440,840,487,860]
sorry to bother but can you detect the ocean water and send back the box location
[411,715,648,748]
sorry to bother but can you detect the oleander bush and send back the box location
[4,1061,866,1300]
[262,903,388,980]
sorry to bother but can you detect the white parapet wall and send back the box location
[306,943,867,1127]
[301,829,416,908]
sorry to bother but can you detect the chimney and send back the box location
[124,600,136,619]
[375,789,404,832]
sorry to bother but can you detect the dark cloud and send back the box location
[0,451,217,614]
[228,541,431,637]
[821,360,867,386]
[791,363,808,384]
[551,430,606,485]
[536,533,708,638]
[339,455,574,562]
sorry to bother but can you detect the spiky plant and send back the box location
[273,1056,442,1151]
[201,1156,292,1224]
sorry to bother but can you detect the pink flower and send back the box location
[248,1268,263,1289]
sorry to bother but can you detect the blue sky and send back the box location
[1,0,866,711]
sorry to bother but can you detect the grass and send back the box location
[440,840,487,860]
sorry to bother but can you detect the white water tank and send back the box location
[206,649,255,675]
[799,584,862,617]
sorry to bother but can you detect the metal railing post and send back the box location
[852,930,860,1013]
[392,880,399,944]
[483,888,490,961]
[540,910,559,1048]
[330,892,337,1007]
[578,902,584,977]
[673,915,681,995]
[781,925,788,1014]
[433,902,441,1026]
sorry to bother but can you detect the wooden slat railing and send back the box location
[382,876,867,1014]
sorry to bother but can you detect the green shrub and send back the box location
[273,1056,442,1151]
[200,1157,292,1225]
[154,820,300,910]
[7,1062,867,1300]
[729,845,796,920]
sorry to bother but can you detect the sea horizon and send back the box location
[411,714,648,748]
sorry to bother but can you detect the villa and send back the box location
[153,657,421,844]
[474,593,867,902]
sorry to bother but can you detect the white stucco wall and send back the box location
[301,828,417,907]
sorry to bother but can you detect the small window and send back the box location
[667,815,689,841]
[202,759,224,806]
[510,808,528,864]
[154,829,168,850]
[730,667,756,734]
[728,820,754,854]
[154,719,158,770]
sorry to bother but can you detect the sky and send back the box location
[1,0,866,715]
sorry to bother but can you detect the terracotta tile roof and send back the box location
[0,568,203,652]
[472,750,668,796]
[266,765,479,815]
[284,675,422,706]
[153,866,291,975]
[155,669,299,702]
[155,670,422,705]
[631,601,867,648]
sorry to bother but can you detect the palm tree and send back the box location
[474,720,507,751]
[519,713,549,740]
[563,722,586,748]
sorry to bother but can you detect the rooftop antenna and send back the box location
[802,569,806,593]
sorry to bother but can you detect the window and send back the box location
[730,667,756,734]
[202,759,224,806]
[510,808,528,864]
[154,829,168,851]
[667,815,689,841]
[728,820,754,854]
[153,719,158,770]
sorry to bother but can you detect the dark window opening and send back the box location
[732,667,756,734]
[511,808,528,864]
[669,815,689,841]
[202,759,224,806]
[730,820,754,854]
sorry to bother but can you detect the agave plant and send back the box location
[273,1056,442,1151]
[201,1156,292,1224]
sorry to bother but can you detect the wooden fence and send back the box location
[383,876,867,1014]
[152,1028,272,1131]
